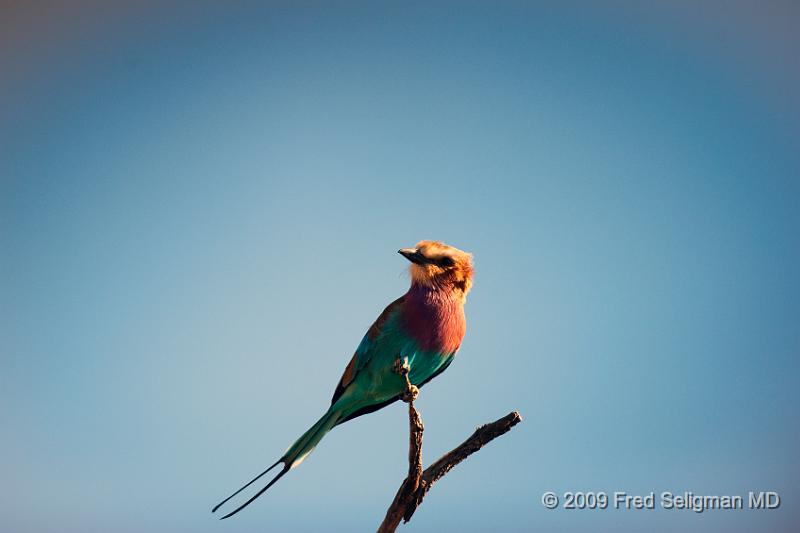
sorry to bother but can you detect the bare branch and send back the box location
[406,411,522,522]
[377,358,522,532]
[378,360,424,533]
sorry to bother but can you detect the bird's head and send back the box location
[398,240,474,296]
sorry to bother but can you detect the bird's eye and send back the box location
[438,256,455,267]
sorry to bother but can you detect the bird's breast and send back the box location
[400,289,466,354]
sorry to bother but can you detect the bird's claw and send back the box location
[401,384,419,403]
[393,357,411,376]
[394,357,417,403]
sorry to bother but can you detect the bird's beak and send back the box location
[398,248,427,265]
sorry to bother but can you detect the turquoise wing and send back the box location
[330,295,456,425]
[330,295,406,405]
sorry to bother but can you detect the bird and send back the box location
[212,240,474,519]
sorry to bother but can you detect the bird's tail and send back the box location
[211,406,344,519]
[282,405,344,468]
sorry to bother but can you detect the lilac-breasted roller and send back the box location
[212,241,474,519]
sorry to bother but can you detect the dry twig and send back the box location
[377,359,522,533]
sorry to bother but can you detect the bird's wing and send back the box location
[330,295,406,405]
[334,350,455,426]
[417,353,455,388]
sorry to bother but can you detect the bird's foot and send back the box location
[393,357,411,377]
[393,357,417,403]
[401,384,419,403]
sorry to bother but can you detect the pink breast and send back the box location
[401,290,466,354]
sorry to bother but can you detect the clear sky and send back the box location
[2,2,798,532]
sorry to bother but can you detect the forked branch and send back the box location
[377,359,521,532]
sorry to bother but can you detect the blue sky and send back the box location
[2,2,798,531]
